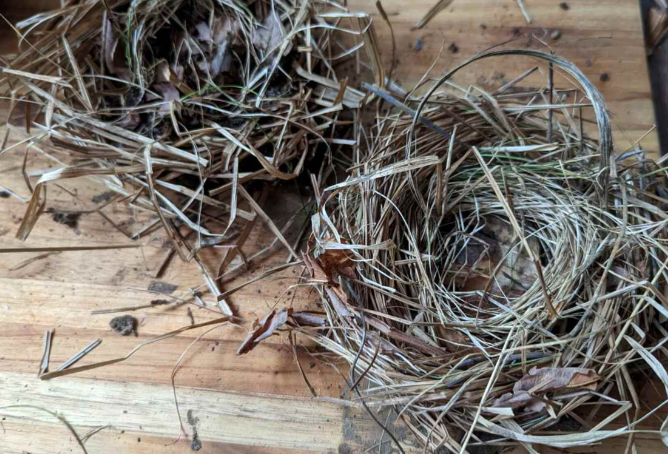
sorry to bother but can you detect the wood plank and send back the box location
[1,422,310,454]
[0,371,420,453]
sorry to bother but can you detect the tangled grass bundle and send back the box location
[1,0,377,296]
[300,50,668,452]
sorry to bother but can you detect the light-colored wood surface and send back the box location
[0,1,660,453]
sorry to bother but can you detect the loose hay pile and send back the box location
[1,0,377,305]
[297,50,668,452]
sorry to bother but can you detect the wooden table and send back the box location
[0,1,663,453]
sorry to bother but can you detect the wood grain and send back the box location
[0,371,420,453]
[0,0,660,453]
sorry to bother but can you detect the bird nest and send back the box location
[297,50,668,452]
[1,0,379,302]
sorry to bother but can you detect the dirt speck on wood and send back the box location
[414,37,423,52]
[148,280,178,294]
[110,315,137,336]
[187,410,202,451]
[0,191,10,199]
[49,211,81,229]
[190,432,202,452]
[91,191,116,204]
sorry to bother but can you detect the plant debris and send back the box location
[110,315,137,336]
[494,367,600,412]
[40,316,236,380]
[39,329,53,376]
[237,308,290,355]
[0,0,377,314]
[237,307,327,354]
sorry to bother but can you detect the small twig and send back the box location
[0,245,139,253]
[55,339,102,372]
[39,329,53,376]
[290,332,318,397]
[547,61,554,142]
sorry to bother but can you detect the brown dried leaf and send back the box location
[210,40,232,76]
[304,254,329,282]
[252,11,287,55]
[325,286,353,317]
[149,84,180,116]
[492,392,534,410]
[290,312,327,327]
[207,16,239,76]
[213,16,239,45]
[237,308,291,355]
[493,367,600,411]
[515,367,600,394]
[318,248,356,280]
[102,18,131,80]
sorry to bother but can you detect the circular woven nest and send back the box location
[301,50,668,452]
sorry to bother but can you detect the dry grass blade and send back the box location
[9,252,60,271]
[0,245,139,253]
[516,0,533,24]
[413,0,455,30]
[0,405,89,454]
[40,317,236,380]
[38,329,53,376]
[647,4,668,53]
[54,339,102,372]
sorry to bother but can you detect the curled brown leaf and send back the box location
[494,367,600,412]
[290,312,327,327]
[252,11,288,56]
[237,308,291,355]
